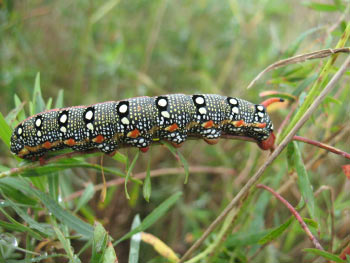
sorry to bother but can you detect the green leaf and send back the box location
[114,191,182,245]
[90,0,120,24]
[286,143,295,173]
[112,151,128,165]
[5,101,25,125]
[303,217,318,229]
[162,142,189,183]
[92,222,109,263]
[53,224,80,263]
[129,214,141,263]
[0,112,12,149]
[1,177,94,238]
[258,218,293,245]
[55,89,65,108]
[32,72,46,114]
[0,189,54,236]
[125,151,140,200]
[103,242,117,263]
[292,142,315,219]
[74,183,95,213]
[48,172,59,201]
[303,2,343,12]
[143,160,152,202]
[34,188,94,238]
[18,158,126,178]
[14,94,27,122]
[303,248,345,262]
[0,208,43,240]
[225,230,271,246]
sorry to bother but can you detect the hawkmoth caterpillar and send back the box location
[10,94,275,160]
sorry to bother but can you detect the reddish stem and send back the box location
[293,135,350,160]
[260,97,285,108]
[256,184,324,251]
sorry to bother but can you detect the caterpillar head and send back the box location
[10,124,27,158]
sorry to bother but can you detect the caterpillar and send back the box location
[10,94,276,160]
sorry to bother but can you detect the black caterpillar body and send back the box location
[10,94,274,160]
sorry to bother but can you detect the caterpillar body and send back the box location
[10,94,275,160]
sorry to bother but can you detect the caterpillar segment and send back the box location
[10,94,275,160]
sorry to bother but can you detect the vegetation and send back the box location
[1,0,350,262]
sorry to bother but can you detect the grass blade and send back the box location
[125,151,140,200]
[129,214,141,263]
[114,191,182,245]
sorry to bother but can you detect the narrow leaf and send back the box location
[92,221,109,263]
[32,72,46,114]
[14,94,26,121]
[55,89,65,108]
[143,159,152,202]
[162,142,189,183]
[115,192,182,245]
[74,183,95,213]
[125,151,140,199]
[129,215,141,263]
[292,142,315,219]
[103,242,117,263]
[259,218,293,245]
[304,248,345,262]
[0,112,12,148]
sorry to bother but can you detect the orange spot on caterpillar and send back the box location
[234,120,245,127]
[42,141,52,149]
[202,120,214,129]
[140,146,149,153]
[165,123,179,132]
[127,129,140,138]
[93,135,105,143]
[65,138,76,146]
[258,132,275,150]
[256,123,267,128]
[204,138,219,145]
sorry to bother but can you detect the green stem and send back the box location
[278,22,350,143]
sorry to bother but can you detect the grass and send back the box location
[0,0,350,262]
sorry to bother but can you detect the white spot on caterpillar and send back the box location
[161,111,170,118]
[87,123,94,131]
[60,114,68,123]
[257,105,264,111]
[258,112,264,118]
[198,107,207,115]
[37,130,42,137]
[119,104,128,113]
[17,127,22,135]
[35,118,42,127]
[195,96,205,105]
[60,126,67,133]
[158,98,167,107]
[121,117,130,125]
[232,107,239,114]
[85,110,94,120]
[229,98,238,105]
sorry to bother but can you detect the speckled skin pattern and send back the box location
[10,94,274,159]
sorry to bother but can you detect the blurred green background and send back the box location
[1,0,350,262]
